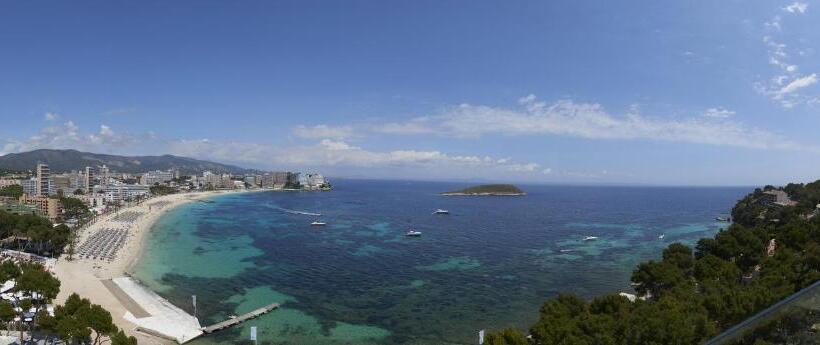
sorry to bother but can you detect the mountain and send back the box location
[0,149,255,175]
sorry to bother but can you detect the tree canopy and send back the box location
[485,180,820,344]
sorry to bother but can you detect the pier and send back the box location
[202,303,280,334]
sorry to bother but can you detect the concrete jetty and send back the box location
[203,303,280,333]
[106,277,203,343]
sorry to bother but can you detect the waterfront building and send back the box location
[84,166,95,193]
[35,163,51,196]
[99,165,110,185]
[96,182,150,204]
[243,175,257,187]
[273,172,289,189]
[21,178,38,196]
[52,174,72,194]
[18,194,62,222]
[220,174,233,189]
[286,172,300,188]
[760,190,798,207]
[0,178,21,188]
[141,170,175,186]
[260,174,274,188]
[302,173,328,190]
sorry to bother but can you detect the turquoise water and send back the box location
[131,180,746,344]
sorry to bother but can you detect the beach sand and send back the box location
[53,190,247,344]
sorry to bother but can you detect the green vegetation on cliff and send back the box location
[485,180,820,345]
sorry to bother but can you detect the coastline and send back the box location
[53,189,257,344]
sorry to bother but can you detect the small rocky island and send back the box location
[441,184,525,196]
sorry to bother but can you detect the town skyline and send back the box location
[2,1,820,186]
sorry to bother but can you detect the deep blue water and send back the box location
[132,180,748,344]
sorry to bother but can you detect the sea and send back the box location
[130,179,748,345]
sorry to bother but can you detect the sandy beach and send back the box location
[53,190,248,344]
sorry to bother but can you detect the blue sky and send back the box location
[1,1,819,185]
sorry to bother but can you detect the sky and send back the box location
[1,1,819,186]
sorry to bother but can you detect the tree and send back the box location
[88,304,117,345]
[54,293,119,345]
[36,310,58,345]
[17,263,61,308]
[60,196,90,220]
[0,301,14,336]
[111,330,137,345]
[0,185,23,199]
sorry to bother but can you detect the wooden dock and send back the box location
[202,303,280,334]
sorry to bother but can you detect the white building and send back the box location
[141,170,175,186]
[96,182,150,204]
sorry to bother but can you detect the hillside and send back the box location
[441,184,525,196]
[0,149,254,175]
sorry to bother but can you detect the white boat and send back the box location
[583,236,598,241]
[406,230,422,237]
[658,234,665,239]
[433,209,450,215]
[311,221,327,226]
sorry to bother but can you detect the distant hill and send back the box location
[0,149,255,175]
[441,184,525,196]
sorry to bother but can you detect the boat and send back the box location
[583,236,598,241]
[311,221,327,226]
[432,209,450,215]
[658,234,665,239]
[406,230,422,237]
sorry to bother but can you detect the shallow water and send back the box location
[131,180,747,344]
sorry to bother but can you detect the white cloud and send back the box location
[44,112,59,121]
[1,118,547,180]
[758,7,818,107]
[784,2,808,13]
[167,137,544,178]
[702,107,736,118]
[292,125,356,140]
[365,96,807,152]
[777,73,818,97]
[2,121,138,155]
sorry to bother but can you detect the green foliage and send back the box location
[17,263,61,302]
[0,185,22,198]
[487,180,820,344]
[60,196,90,220]
[0,210,71,255]
[111,330,138,345]
[149,185,176,196]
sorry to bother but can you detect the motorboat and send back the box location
[433,209,450,215]
[406,230,422,237]
[311,221,327,226]
[658,234,665,239]
[583,236,598,241]
[715,216,731,222]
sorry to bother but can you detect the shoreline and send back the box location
[53,189,259,344]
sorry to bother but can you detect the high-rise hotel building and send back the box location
[36,163,51,196]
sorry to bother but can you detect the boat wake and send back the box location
[273,207,322,216]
